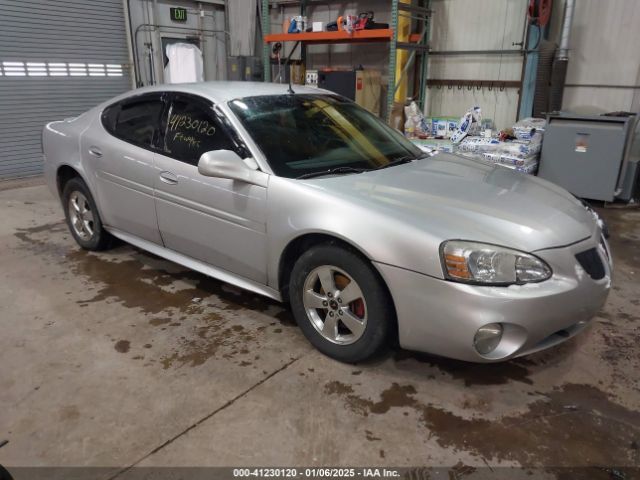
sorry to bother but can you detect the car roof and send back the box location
[121,81,332,104]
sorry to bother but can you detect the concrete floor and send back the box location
[0,182,639,478]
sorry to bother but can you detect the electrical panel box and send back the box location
[318,70,355,98]
[317,69,382,116]
[227,56,245,81]
[538,113,638,202]
[243,56,263,81]
[228,56,263,82]
[618,121,640,201]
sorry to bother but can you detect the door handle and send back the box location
[88,146,103,158]
[159,171,178,185]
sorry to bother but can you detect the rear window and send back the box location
[102,97,164,149]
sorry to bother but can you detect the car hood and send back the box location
[305,154,596,252]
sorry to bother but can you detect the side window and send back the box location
[163,97,235,166]
[101,97,164,149]
[101,105,119,134]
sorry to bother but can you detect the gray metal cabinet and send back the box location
[538,114,637,202]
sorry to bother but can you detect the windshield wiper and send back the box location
[296,166,370,180]
[374,153,427,171]
[296,152,429,179]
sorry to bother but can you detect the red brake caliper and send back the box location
[350,298,365,318]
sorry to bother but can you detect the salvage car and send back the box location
[42,82,612,363]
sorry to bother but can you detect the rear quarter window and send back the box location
[101,96,164,149]
[101,105,119,134]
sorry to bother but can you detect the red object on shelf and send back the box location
[528,0,552,27]
[264,29,394,45]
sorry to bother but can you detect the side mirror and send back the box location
[197,150,267,186]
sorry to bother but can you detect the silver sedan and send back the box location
[42,82,612,363]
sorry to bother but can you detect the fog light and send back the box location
[474,323,503,355]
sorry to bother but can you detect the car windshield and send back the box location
[228,94,424,179]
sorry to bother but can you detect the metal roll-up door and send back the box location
[0,0,132,179]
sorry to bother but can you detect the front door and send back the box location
[82,93,164,244]
[153,93,268,283]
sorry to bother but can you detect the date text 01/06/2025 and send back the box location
[232,468,401,478]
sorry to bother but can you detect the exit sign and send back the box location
[170,7,187,22]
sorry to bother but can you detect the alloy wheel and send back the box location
[302,265,368,345]
[68,191,95,241]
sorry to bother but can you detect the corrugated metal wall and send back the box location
[550,0,640,114]
[228,0,258,56]
[0,0,132,179]
[426,0,527,129]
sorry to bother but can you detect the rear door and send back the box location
[153,92,268,283]
[81,93,164,244]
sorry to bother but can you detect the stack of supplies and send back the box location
[456,117,546,174]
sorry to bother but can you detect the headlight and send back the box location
[440,240,552,285]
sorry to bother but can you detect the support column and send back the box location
[262,0,271,81]
[518,23,542,119]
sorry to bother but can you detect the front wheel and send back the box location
[62,177,112,251]
[289,244,394,363]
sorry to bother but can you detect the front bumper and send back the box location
[375,232,612,362]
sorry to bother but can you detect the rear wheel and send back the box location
[290,244,394,363]
[62,177,112,251]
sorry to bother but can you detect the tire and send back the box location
[62,177,112,251]
[289,244,394,363]
[0,464,14,480]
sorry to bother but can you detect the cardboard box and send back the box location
[290,64,305,85]
[354,70,382,116]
